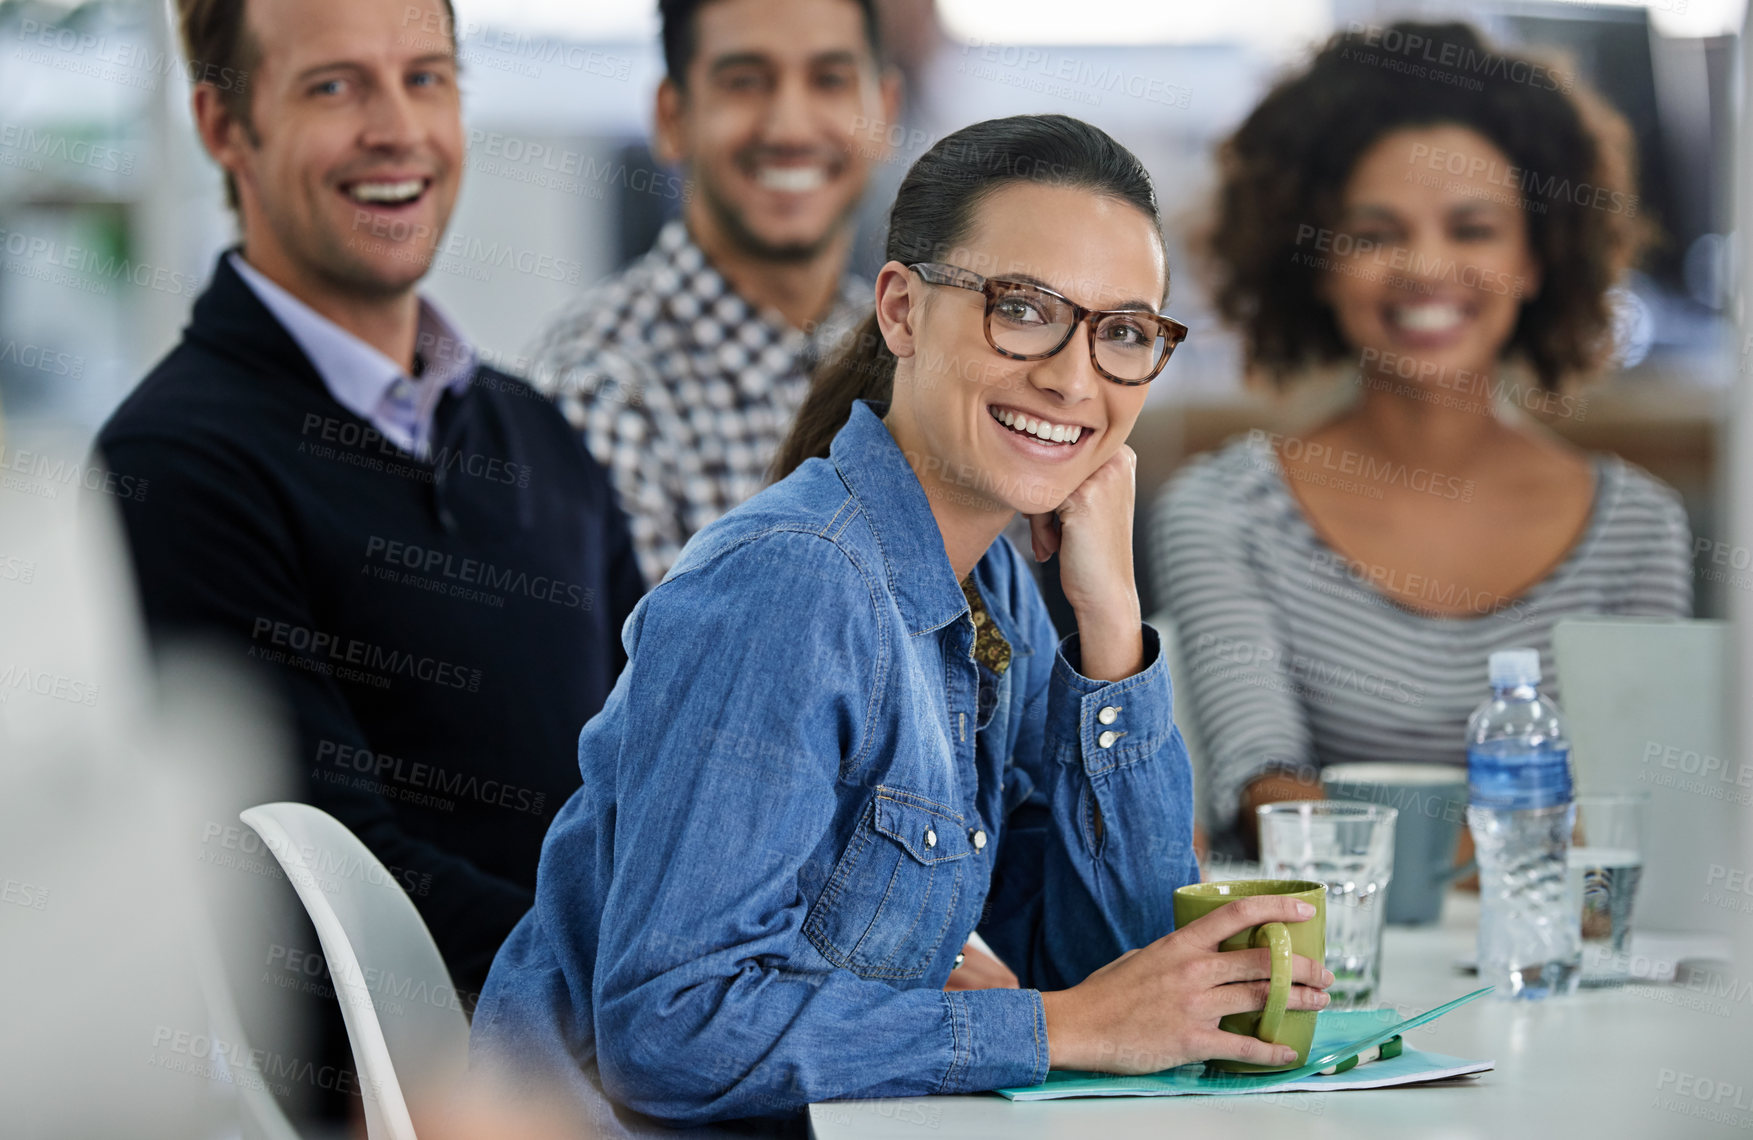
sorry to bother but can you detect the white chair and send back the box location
[188,906,309,1140]
[240,803,470,1140]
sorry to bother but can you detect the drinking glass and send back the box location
[1570,792,1646,986]
[1257,802,1397,1008]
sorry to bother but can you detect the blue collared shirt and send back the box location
[229,252,473,457]
[470,400,1199,1132]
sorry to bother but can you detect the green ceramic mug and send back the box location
[1171,879,1328,1073]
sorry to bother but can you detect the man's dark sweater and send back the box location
[98,254,644,993]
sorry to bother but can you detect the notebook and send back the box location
[997,988,1494,1100]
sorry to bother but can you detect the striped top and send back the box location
[1151,435,1693,840]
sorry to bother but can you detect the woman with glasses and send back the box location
[1152,22,1692,859]
[471,114,1332,1133]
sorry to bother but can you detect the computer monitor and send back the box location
[1554,617,1742,936]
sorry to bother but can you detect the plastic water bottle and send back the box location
[1465,649,1580,999]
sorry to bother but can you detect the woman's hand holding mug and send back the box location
[1039,893,1333,1074]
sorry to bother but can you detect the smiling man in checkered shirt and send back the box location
[529,0,900,585]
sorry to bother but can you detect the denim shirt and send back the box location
[470,400,1200,1133]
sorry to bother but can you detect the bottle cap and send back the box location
[1488,648,1541,688]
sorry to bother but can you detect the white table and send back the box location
[809,894,1753,1139]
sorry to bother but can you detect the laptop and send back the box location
[1554,618,1742,937]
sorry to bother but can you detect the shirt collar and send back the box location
[656,218,868,352]
[654,218,757,328]
[227,252,474,426]
[830,400,972,636]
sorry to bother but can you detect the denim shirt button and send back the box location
[925,828,937,848]
[1098,730,1119,749]
[1098,705,1121,725]
[971,829,987,851]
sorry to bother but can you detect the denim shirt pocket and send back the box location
[803,787,971,981]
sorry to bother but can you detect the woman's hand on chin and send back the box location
[1030,445,1144,681]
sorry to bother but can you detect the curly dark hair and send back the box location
[1206,21,1650,390]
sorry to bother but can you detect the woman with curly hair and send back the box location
[1151,22,1692,857]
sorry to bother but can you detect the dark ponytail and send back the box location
[769,113,1162,481]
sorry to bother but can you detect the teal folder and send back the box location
[997,987,1494,1100]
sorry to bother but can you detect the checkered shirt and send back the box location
[529,220,869,585]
